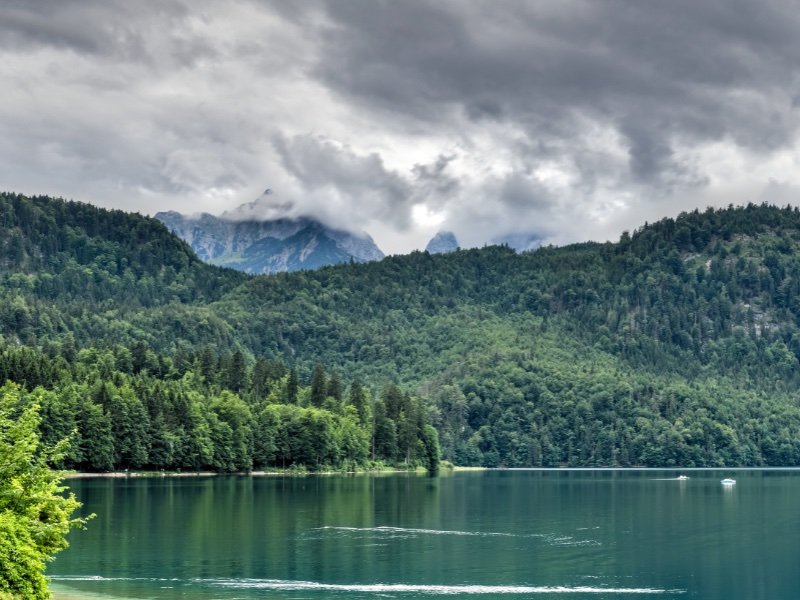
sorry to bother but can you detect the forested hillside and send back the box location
[0,192,247,348]
[4,192,800,469]
[0,192,438,473]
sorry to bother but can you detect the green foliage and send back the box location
[0,513,47,600]
[0,383,88,599]
[0,191,246,349]
[421,425,441,473]
[0,342,434,473]
[310,364,327,408]
[8,193,800,468]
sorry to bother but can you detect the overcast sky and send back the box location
[2,1,800,254]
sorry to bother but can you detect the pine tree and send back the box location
[225,350,248,393]
[310,364,326,407]
[348,378,371,427]
[285,369,299,405]
[327,370,343,402]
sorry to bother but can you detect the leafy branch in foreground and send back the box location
[0,382,90,600]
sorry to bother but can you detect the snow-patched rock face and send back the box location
[425,231,459,254]
[155,210,384,274]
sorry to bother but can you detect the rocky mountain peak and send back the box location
[155,202,384,274]
[425,231,459,254]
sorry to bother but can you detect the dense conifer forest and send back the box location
[4,191,800,469]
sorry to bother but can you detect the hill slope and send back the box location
[0,192,247,346]
[4,193,800,467]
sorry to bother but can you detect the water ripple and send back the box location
[311,526,601,547]
[207,578,684,594]
[50,576,682,595]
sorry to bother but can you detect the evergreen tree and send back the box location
[421,424,441,473]
[372,398,397,461]
[285,369,299,405]
[347,378,371,427]
[251,357,272,400]
[310,364,326,407]
[327,370,343,402]
[108,385,150,468]
[225,350,248,393]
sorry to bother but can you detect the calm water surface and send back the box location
[49,470,800,600]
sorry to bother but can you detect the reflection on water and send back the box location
[49,470,800,599]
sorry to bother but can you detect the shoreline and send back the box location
[63,466,448,479]
[63,465,800,479]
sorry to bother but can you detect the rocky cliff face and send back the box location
[155,210,384,274]
[425,231,459,254]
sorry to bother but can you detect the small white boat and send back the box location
[676,475,689,480]
[721,478,736,485]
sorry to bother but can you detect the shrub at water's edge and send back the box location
[0,382,90,600]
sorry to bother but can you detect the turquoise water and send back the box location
[49,470,800,599]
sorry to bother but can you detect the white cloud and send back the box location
[412,204,447,228]
[3,1,800,253]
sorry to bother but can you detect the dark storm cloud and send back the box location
[411,155,460,201]
[316,0,800,186]
[273,133,416,228]
[3,1,800,251]
[497,173,554,211]
[0,1,192,62]
[0,0,291,214]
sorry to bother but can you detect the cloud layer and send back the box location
[2,0,800,252]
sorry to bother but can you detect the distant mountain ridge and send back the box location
[155,210,384,274]
[425,231,459,254]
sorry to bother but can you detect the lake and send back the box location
[49,469,800,599]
